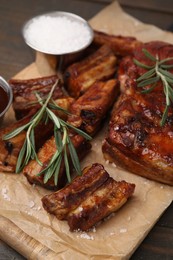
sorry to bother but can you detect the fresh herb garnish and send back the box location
[134,48,173,126]
[3,80,92,185]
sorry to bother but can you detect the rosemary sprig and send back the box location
[3,80,92,185]
[134,48,173,126]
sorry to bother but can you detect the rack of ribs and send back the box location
[102,41,173,185]
[42,163,135,231]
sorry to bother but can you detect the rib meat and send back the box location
[42,163,109,219]
[0,109,53,172]
[68,178,135,231]
[102,41,173,185]
[93,30,142,56]
[64,44,117,98]
[41,163,135,231]
[23,133,91,189]
[9,75,67,119]
[67,79,119,136]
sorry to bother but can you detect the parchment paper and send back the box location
[0,1,173,259]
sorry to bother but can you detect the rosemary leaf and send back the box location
[64,145,71,183]
[161,64,173,69]
[54,154,62,186]
[141,83,157,94]
[133,58,154,69]
[158,57,173,65]
[136,68,155,82]
[160,106,169,126]
[158,67,173,80]
[46,107,61,129]
[142,48,157,61]
[48,101,71,115]
[67,136,81,175]
[137,76,159,87]
[3,122,31,140]
[63,120,92,140]
[16,140,27,173]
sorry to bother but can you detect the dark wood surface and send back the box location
[0,0,173,259]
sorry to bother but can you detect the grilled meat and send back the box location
[23,133,91,189]
[93,30,142,56]
[68,178,135,231]
[42,163,109,220]
[0,109,54,172]
[64,45,117,98]
[9,75,67,119]
[67,79,119,136]
[102,41,173,185]
[42,163,135,231]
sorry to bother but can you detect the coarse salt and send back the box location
[80,232,94,240]
[24,15,92,54]
[28,200,35,208]
[119,228,127,233]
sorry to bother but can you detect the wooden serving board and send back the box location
[0,2,173,259]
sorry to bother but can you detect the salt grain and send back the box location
[24,15,92,54]
[119,228,127,233]
[80,232,94,240]
[28,200,35,208]
[2,187,10,201]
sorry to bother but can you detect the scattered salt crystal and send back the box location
[1,187,10,201]
[37,206,41,211]
[160,185,164,189]
[91,226,96,233]
[78,206,83,212]
[119,228,127,233]
[80,232,94,240]
[110,232,115,236]
[127,216,131,221]
[112,162,117,168]
[28,200,35,208]
[105,160,109,165]
[24,15,92,54]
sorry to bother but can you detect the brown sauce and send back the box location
[0,86,9,113]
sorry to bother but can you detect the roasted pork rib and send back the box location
[0,110,54,172]
[42,163,135,231]
[93,30,142,56]
[42,163,109,219]
[64,44,117,97]
[9,75,67,119]
[23,134,91,189]
[102,41,173,185]
[67,79,119,136]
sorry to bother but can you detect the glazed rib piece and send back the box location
[67,79,119,136]
[64,45,117,98]
[23,133,91,189]
[9,75,67,119]
[0,109,54,173]
[42,163,109,219]
[102,41,173,185]
[68,178,135,231]
[41,163,135,231]
[93,30,142,56]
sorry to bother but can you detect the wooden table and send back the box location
[0,0,173,259]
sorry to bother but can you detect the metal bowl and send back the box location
[0,76,13,125]
[22,11,94,55]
